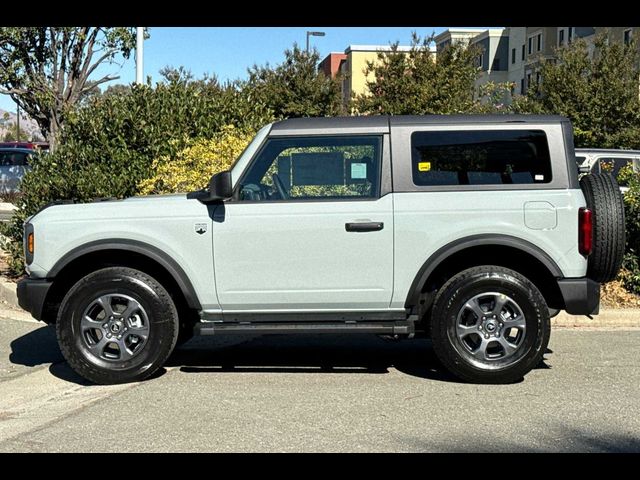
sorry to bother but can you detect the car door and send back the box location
[211,133,394,315]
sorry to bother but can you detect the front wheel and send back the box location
[430,266,550,384]
[56,267,179,385]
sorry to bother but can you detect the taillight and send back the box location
[579,207,593,256]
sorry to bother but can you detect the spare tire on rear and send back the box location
[579,173,626,283]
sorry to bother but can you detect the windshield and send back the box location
[230,123,272,188]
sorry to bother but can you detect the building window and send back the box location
[520,79,525,94]
[512,48,516,64]
[568,27,573,43]
[624,29,632,45]
[522,44,525,60]
[526,73,532,89]
[536,72,541,85]
[537,34,542,52]
[559,29,565,46]
[528,37,533,55]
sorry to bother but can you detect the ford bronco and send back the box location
[17,115,626,384]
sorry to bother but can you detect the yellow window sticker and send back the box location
[418,162,431,172]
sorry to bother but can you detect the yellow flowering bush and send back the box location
[139,126,254,194]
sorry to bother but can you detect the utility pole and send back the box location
[16,104,20,141]
[136,27,144,85]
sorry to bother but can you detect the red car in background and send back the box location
[0,141,49,152]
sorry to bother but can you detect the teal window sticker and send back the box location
[351,162,367,179]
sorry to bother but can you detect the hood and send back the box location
[29,193,208,224]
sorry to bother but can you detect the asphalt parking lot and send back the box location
[1,312,639,452]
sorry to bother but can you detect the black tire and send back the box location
[579,173,626,283]
[431,266,550,384]
[56,267,179,385]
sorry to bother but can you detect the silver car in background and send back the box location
[575,148,640,193]
[0,148,34,194]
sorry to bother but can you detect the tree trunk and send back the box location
[46,116,59,152]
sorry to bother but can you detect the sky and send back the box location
[0,26,488,113]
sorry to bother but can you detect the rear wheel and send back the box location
[56,267,179,385]
[431,266,550,384]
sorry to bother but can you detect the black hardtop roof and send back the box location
[271,114,570,131]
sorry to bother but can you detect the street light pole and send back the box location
[16,104,20,141]
[306,31,326,53]
[136,27,144,85]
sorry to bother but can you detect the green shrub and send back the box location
[0,78,273,277]
[620,168,640,294]
[139,126,254,194]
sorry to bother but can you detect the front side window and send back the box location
[237,135,382,201]
[410,130,552,187]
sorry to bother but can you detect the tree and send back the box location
[354,33,481,115]
[513,32,640,149]
[248,44,343,119]
[2,121,29,142]
[0,27,138,150]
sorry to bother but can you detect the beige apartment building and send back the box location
[320,27,636,106]
[320,44,436,106]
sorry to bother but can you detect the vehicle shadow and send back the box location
[169,334,552,383]
[9,327,551,385]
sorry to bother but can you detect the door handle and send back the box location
[345,222,384,232]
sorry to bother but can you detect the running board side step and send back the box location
[194,321,415,336]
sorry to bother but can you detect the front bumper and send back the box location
[557,277,600,315]
[17,277,53,321]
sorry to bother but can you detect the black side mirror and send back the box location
[187,170,233,203]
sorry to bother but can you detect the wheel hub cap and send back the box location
[109,320,123,333]
[453,292,527,368]
[80,294,150,363]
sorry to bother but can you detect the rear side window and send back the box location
[411,130,552,186]
[0,151,30,166]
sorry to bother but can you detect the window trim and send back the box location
[230,134,388,204]
[389,123,572,193]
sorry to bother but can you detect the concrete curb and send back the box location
[0,277,640,328]
[0,277,638,327]
[0,279,19,309]
[553,310,640,328]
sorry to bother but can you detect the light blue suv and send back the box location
[18,115,626,385]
